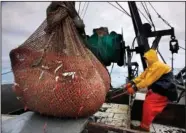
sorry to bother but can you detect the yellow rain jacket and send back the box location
[132,49,171,89]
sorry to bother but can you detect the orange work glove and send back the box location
[124,81,137,95]
[127,86,135,95]
[124,81,134,90]
[124,82,138,95]
[125,82,132,88]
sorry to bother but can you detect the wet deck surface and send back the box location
[2,103,185,133]
[131,120,186,133]
[92,103,185,133]
[93,103,130,128]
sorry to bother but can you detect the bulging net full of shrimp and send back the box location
[10,2,111,118]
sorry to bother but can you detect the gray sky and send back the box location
[2,2,185,87]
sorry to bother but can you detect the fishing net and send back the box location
[86,29,124,66]
[10,2,111,117]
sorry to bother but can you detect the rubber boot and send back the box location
[131,124,150,132]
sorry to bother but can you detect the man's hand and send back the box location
[126,86,136,95]
[125,82,132,88]
[124,82,138,95]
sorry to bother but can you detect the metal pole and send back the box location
[128,2,150,69]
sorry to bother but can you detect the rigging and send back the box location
[78,2,81,14]
[80,2,87,17]
[141,2,156,31]
[82,2,89,19]
[1,70,12,75]
[137,7,151,24]
[108,2,130,17]
[116,2,131,17]
[148,2,172,28]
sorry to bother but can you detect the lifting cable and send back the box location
[144,2,156,31]
[82,2,89,19]
[179,46,185,50]
[145,2,181,64]
[137,7,152,24]
[78,2,81,14]
[131,36,137,59]
[140,3,151,22]
[1,70,12,75]
[142,2,173,65]
[116,2,131,17]
[109,2,152,25]
[108,2,131,17]
[110,63,114,75]
[148,2,172,28]
[141,2,156,31]
[80,2,87,17]
[157,49,167,64]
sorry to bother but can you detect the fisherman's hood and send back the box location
[144,49,159,66]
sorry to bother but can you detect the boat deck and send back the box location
[93,103,130,128]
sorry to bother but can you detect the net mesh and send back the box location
[10,2,110,117]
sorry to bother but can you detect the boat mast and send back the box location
[128,1,177,72]
[128,2,150,70]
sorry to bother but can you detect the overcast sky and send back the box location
[2,2,185,87]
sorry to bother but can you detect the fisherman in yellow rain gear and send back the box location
[124,49,178,132]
